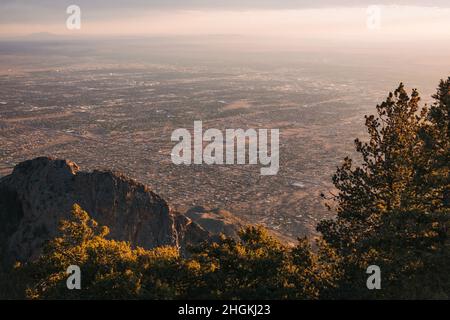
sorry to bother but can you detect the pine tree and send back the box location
[18,204,182,299]
[318,81,450,299]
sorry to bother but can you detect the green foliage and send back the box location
[318,79,450,299]
[14,206,329,299]
[18,205,140,299]
[182,227,331,299]
[17,205,190,299]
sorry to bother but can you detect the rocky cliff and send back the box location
[0,157,209,266]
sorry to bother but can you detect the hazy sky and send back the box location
[1,0,450,43]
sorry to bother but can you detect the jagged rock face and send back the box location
[0,157,208,266]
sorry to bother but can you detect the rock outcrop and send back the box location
[185,206,247,240]
[0,157,209,266]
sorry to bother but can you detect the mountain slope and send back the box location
[0,157,209,266]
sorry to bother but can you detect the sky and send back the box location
[1,0,450,43]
